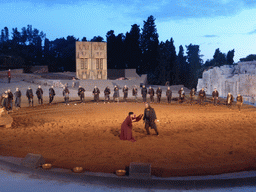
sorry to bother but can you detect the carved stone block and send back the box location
[129,162,151,179]
[20,153,45,169]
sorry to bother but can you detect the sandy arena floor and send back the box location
[1,98,256,177]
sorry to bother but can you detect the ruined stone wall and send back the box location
[197,61,256,99]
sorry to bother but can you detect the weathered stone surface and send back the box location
[20,153,45,169]
[129,162,151,179]
[197,61,256,102]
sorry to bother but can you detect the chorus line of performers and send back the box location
[0,85,244,111]
[0,86,54,111]
[196,87,243,111]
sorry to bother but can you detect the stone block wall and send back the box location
[197,61,256,98]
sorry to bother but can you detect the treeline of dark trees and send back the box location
[0,16,254,88]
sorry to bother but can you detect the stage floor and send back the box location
[1,101,256,177]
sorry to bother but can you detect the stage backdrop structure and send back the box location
[197,61,256,103]
[76,42,107,80]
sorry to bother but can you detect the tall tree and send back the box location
[124,24,141,69]
[155,41,169,85]
[0,27,9,42]
[106,30,126,69]
[226,49,235,65]
[21,27,28,45]
[106,30,116,69]
[26,25,33,45]
[4,27,9,41]
[44,38,50,58]
[167,38,177,84]
[91,36,104,42]
[1,29,5,42]
[177,45,187,86]
[186,44,203,89]
[140,15,159,74]
[49,36,78,72]
[213,48,226,67]
[115,33,125,69]
[81,37,87,41]
[63,35,77,71]
[240,54,256,62]
[12,27,21,45]
[154,39,177,85]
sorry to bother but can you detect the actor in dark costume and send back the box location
[120,112,143,142]
[212,88,219,106]
[226,92,233,108]
[148,86,154,103]
[178,87,185,103]
[62,86,70,105]
[113,85,119,102]
[49,86,55,104]
[78,86,85,103]
[236,94,243,112]
[36,85,43,105]
[198,88,206,105]
[156,87,162,103]
[190,88,195,105]
[14,88,21,108]
[123,85,128,102]
[0,92,4,108]
[132,86,138,102]
[141,85,147,103]
[166,87,172,104]
[7,89,13,111]
[93,86,100,103]
[143,103,159,135]
[2,92,8,110]
[104,86,111,103]
[26,87,34,107]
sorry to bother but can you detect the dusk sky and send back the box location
[1,0,256,63]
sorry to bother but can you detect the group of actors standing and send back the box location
[1,84,244,111]
[75,84,174,104]
[63,84,127,105]
[3,69,243,110]
[0,86,55,111]
[77,84,183,104]
[196,87,243,111]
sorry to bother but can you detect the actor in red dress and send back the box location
[120,112,143,142]
[7,69,11,83]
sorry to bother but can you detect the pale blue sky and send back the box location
[1,0,256,62]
